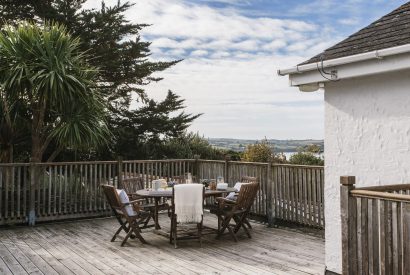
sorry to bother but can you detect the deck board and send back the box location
[0,213,325,275]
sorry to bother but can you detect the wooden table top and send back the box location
[135,187,236,198]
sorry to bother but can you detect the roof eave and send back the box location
[278,43,410,78]
[285,50,410,92]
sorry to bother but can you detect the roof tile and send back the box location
[300,2,410,65]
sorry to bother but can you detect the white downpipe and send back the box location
[277,44,410,76]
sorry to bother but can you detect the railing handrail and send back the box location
[354,183,410,192]
[123,159,197,163]
[0,159,324,169]
[350,189,410,202]
[198,159,324,168]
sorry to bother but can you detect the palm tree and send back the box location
[0,22,110,163]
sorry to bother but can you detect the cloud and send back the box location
[142,55,324,139]
[191,49,209,56]
[120,0,325,58]
[338,18,360,26]
[84,0,334,139]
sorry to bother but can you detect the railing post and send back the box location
[117,156,123,188]
[266,161,276,227]
[224,155,230,183]
[404,203,410,274]
[28,159,36,226]
[193,155,200,180]
[340,175,357,275]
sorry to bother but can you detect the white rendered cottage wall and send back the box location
[324,70,410,273]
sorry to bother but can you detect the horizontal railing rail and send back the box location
[340,176,410,275]
[0,158,324,229]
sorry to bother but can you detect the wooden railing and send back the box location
[198,160,325,227]
[0,159,324,228]
[340,176,410,275]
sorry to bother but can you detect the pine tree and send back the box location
[106,91,201,160]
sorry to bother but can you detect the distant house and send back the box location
[279,3,410,274]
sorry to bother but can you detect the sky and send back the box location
[85,0,408,139]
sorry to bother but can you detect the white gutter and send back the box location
[277,44,410,76]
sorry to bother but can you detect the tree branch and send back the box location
[47,146,63,163]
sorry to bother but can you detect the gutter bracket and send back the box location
[375,50,383,60]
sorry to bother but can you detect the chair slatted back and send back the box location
[241,176,257,184]
[235,182,259,210]
[173,175,197,184]
[122,177,144,194]
[102,185,122,210]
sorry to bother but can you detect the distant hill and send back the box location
[208,138,324,153]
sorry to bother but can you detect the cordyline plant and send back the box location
[0,22,110,163]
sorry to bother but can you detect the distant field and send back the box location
[208,138,324,153]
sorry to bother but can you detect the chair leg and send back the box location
[134,227,148,244]
[233,213,252,239]
[198,221,203,248]
[121,219,148,246]
[244,218,252,229]
[233,215,242,233]
[217,216,231,239]
[112,221,129,242]
[242,222,252,238]
[121,227,134,246]
[227,224,238,242]
[219,215,238,242]
[173,216,178,249]
[142,215,151,228]
[169,214,174,244]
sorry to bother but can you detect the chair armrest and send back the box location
[123,199,146,206]
[215,197,237,208]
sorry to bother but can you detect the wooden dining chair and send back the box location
[121,177,158,228]
[169,184,205,248]
[239,176,257,229]
[213,182,259,242]
[214,176,257,229]
[102,184,148,246]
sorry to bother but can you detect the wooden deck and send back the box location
[0,213,325,275]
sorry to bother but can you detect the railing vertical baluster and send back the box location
[117,157,123,189]
[48,165,51,216]
[361,198,369,275]
[23,166,27,219]
[0,167,3,221]
[29,161,36,225]
[16,167,20,219]
[340,175,357,275]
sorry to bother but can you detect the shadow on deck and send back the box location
[0,213,325,275]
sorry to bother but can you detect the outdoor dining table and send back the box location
[135,187,236,230]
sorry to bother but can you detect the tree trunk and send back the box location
[0,144,13,163]
[31,103,46,163]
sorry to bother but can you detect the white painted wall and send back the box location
[324,70,410,273]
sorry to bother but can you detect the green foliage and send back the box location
[160,133,227,160]
[0,1,192,162]
[242,139,285,163]
[0,0,179,107]
[0,22,109,162]
[99,91,200,160]
[288,144,324,165]
[304,144,321,154]
[288,152,324,166]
